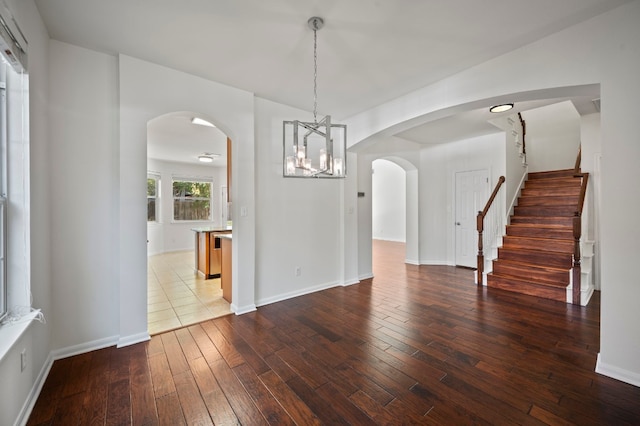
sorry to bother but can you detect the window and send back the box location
[0,7,30,327]
[172,178,212,221]
[0,194,5,323]
[147,173,159,222]
[0,80,6,322]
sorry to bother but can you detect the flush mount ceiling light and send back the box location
[283,17,347,178]
[489,103,514,113]
[191,117,216,127]
[198,153,219,163]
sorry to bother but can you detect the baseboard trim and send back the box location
[359,273,374,281]
[118,332,150,348]
[596,353,640,387]
[405,258,420,265]
[581,286,594,306]
[420,260,455,266]
[14,352,54,426]
[231,303,257,315]
[372,237,406,243]
[255,281,341,308]
[51,335,119,361]
[342,279,360,287]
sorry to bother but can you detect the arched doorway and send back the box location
[146,111,232,334]
[371,156,419,268]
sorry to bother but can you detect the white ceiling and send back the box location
[147,112,228,167]
[34,0,622,164]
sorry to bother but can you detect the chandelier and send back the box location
[283,17,347,178]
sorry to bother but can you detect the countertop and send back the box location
[216,233,232,240]
[191,226,232,233]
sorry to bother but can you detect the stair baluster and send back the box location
[477,176,505,285]
[573,172,589,304]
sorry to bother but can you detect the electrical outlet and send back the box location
[20,349,26,372]
[295,266,301,277]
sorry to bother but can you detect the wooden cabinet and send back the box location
[193,228,230,279]
[220,235,232,303]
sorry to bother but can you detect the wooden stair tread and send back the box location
[526,176,580,183]
[493,258,568,273]
[521,187,581,196]
[501,241,573,251]
[488,272,569,289]
[502,236,574,253]
[486,274,567,302]
[510,216,575,226]
[513,205,578,217]
[504,235,574,244]
[523,180,581,189]
[498,247,573,269]
[518,195,579,209]
[527,168,577,179]
[491,259,570,286]
[506,224,573,240]
[498,246,573,256]
[507,223,571,229]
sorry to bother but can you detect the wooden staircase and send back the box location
[486,169,582,302]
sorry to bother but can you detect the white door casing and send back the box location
[221,186,228,226]
[455,169,489,268]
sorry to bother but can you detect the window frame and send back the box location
[0,82,6,323]
[0,196,6,323]
[147,172,160,223]
[171,177,213,222]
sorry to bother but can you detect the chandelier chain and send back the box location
[313,26,318,124]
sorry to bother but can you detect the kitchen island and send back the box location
[191,227,231,279]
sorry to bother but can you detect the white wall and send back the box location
[118,55,257,342]
[596,2,640,386]
[49,40,119,350]
[418,134,504,265]
[348,1,640,386]
[253,97,354,305]
[523,101,581,172]
[147,158,226,255]
[491,114,527,215]
[372,159,406,242]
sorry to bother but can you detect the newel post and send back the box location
[477,211,484,286]
[572,213,581,305]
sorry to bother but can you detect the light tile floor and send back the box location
[147,250,232,335]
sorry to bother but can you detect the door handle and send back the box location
[456,222,461,226]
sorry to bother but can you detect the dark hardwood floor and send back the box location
[28,240,640,425]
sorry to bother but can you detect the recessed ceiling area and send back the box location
[391,94,600,146]
[395,110,502,145]
[147,112,227,167]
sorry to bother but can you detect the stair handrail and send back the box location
[572,172,589,304]
[518,112,527,158]
[477,176,505,285]
[574,146,582,173]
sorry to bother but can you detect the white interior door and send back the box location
[455,169,489,268]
